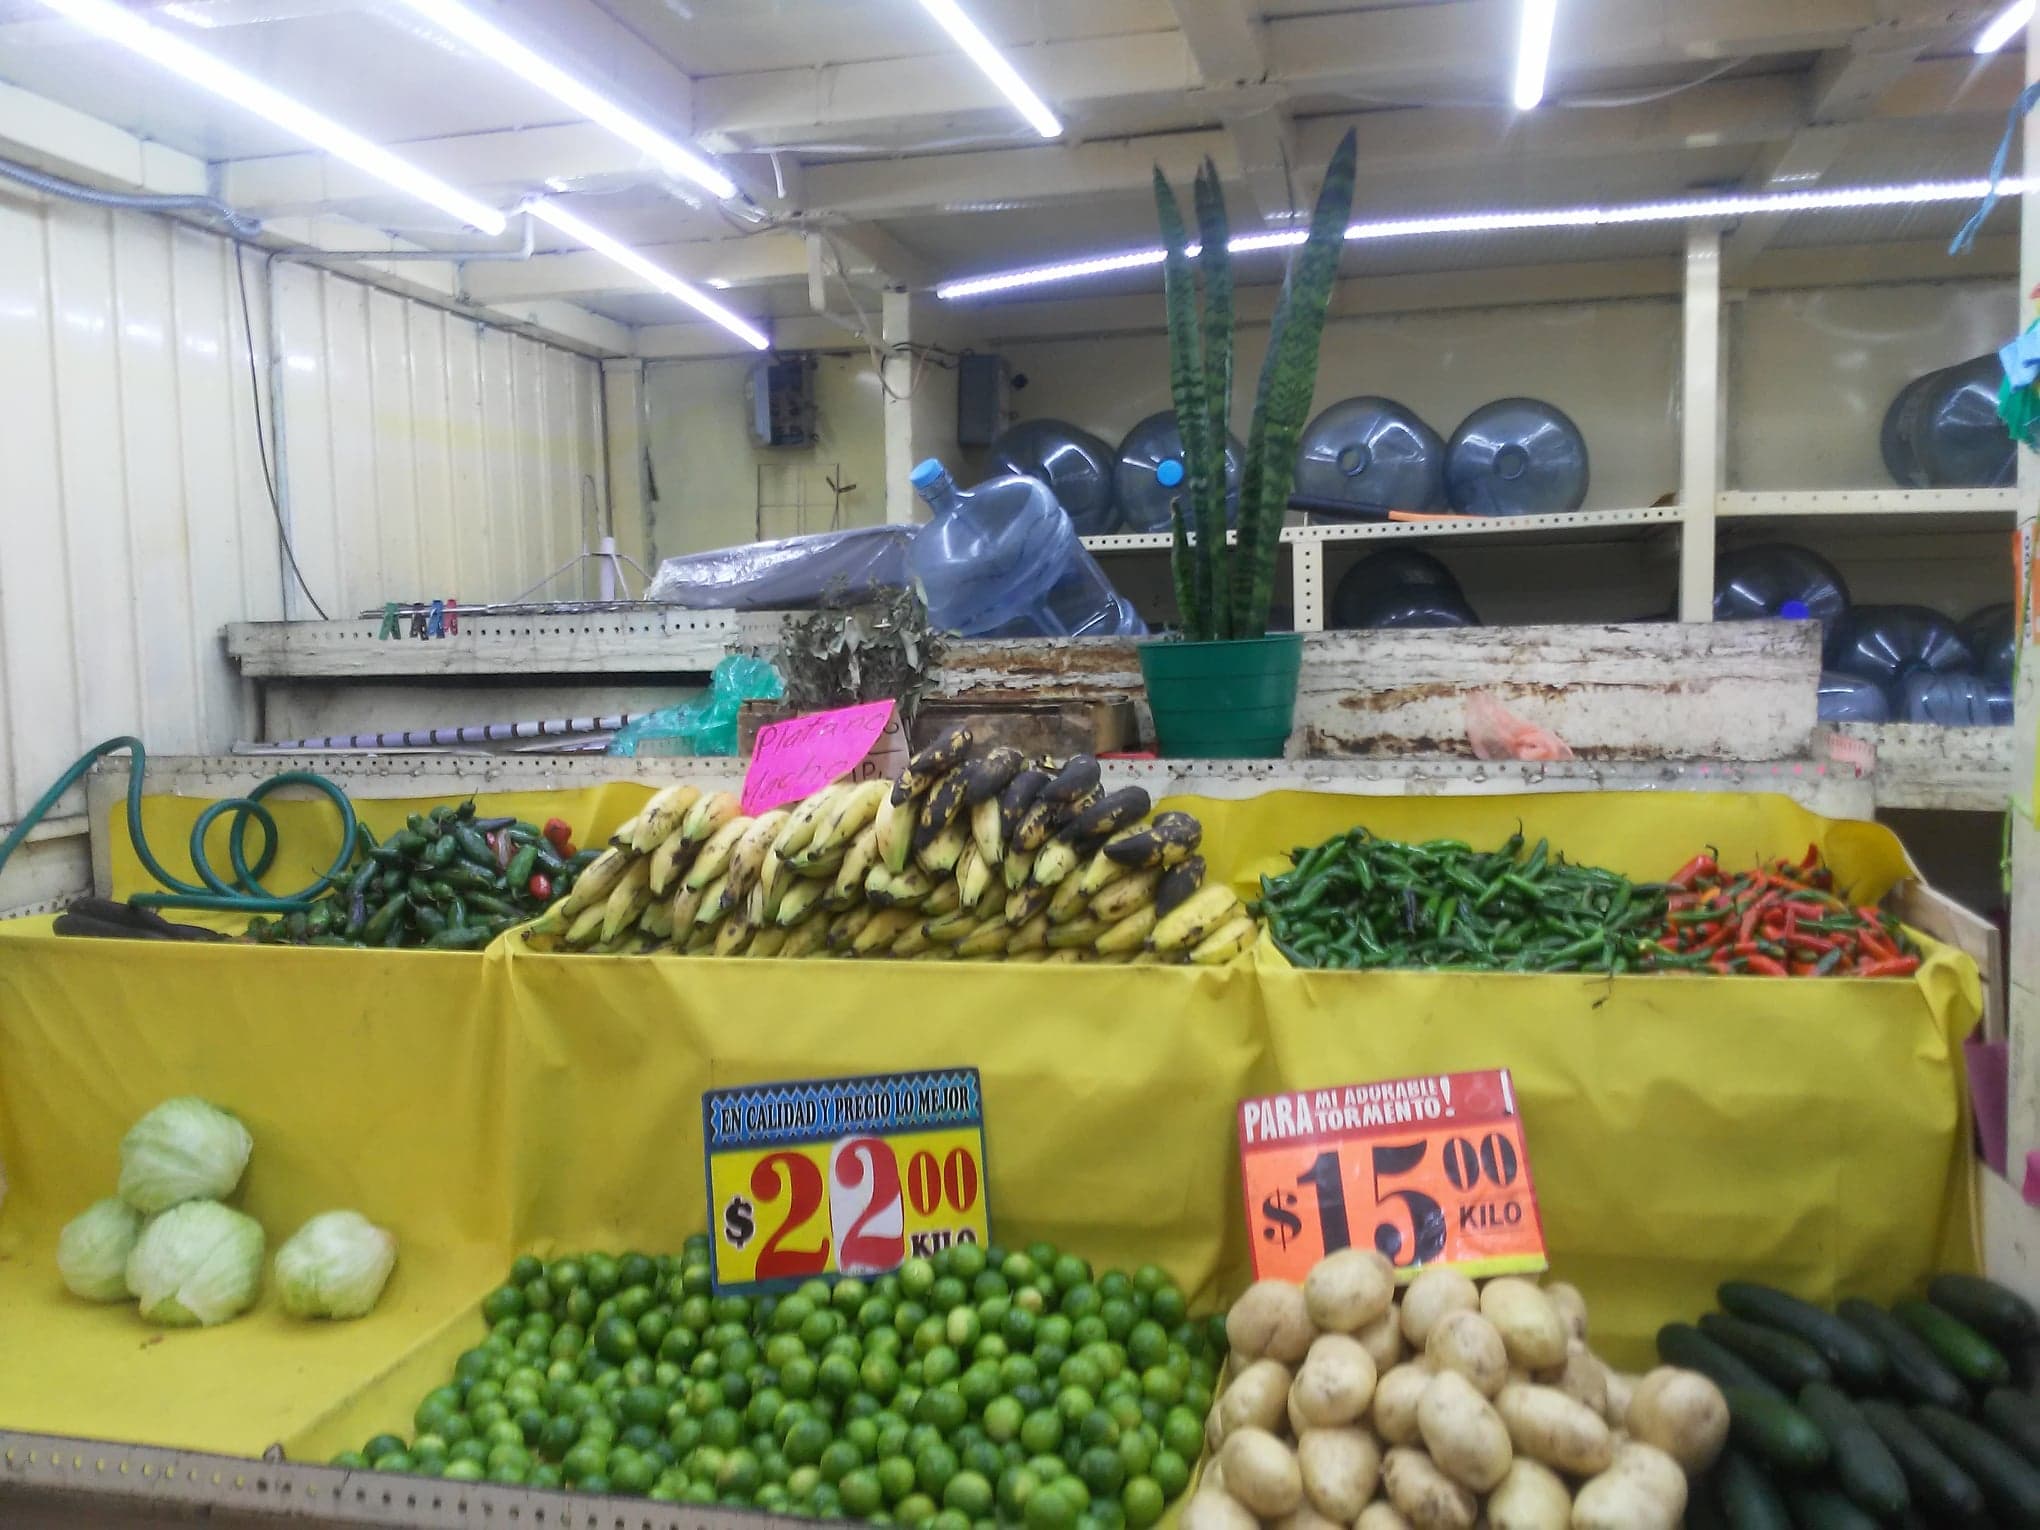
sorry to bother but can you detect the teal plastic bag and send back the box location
[608,656,783,757]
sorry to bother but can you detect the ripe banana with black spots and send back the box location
[558,844,633,918]
[684,816,754,889]
[806,779,888,863]
[600,858,655,944]
[724,810,790,904]
[693,875,731,929]
[1030,838,1083,890]
[1154,855,1206,917]
[1039,754,1100,807]
[1046,868,1091,925]
[922,879,962,918]
[923,907,983,945]
[956,843,996,909]
[623,784,701,853]
[827,905,877,951]
[780,914,828,958]
[1095,904,1157,955]
[638,898,675,941]
[1103,810,1203,870]
[852,907,921,956]
[1077,846,1130,898]
[865,864,934,909]
[1191,913,1257,965]
[1090,868,1161,925]
[773,783,849,862]
[775,877,829,928]
[748,926,789,959]
[961,745,1025,805]
[893,725,973,805]
[1007,911,1050,953]
[913,770,969,853]
[648,828,694,897]
[565,903,607,947]
[713,917,755,957]
[1150,883,1243,954]
[970,795,1005,869]
[1006,881,1053,926]
[997,767,1051,846]
[1056,786,1151,847]
[667,882,706,939]
[828,823,883,911]
[889,919,933,958]
[681,791,741,846]
[875,791,915,875]
[956,917,1012,958]
[1046,915,1103,950]
[916,817,970,875]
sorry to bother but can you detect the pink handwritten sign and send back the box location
[741,700,898,815]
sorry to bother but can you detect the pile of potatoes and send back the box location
[1185,1251,1730,1530]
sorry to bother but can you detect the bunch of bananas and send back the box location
[523,726,1256,965]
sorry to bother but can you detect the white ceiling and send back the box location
[0,0,2022,344]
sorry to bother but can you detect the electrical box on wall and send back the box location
[746,355,818,447]
[957,353,1010,447]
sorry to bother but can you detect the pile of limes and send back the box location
[332,1235,1225,1528]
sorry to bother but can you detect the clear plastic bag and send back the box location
[1464,694,1574,761]
[644,526,913,610]
[608,655,783,757]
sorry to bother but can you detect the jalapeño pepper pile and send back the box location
[244,801,598,950]
[1256,827,1668,973]
[1644,844,1922,978]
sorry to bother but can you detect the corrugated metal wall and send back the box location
[0,192,608,870]
[274,261,607,618]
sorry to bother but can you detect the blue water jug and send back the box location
[1881,356,2014,488]
[1899,670,2009,726]
[907,459,1145,639]
[986,419,1120,536]
[1114,411,1245,532]
[1817,671,1890,724]
[1444,398,1589,515]
[1294,396,1447,516]
[1964,603,2016,683]
[1829,605,1973,705]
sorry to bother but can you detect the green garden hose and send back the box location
[0,737,355,913]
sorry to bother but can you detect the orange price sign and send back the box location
[1237,1069,1546,1284]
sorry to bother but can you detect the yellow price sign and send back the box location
[703,1069,989,1293]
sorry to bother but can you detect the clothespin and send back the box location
[427,599,446,638]
[409,604,429,639]
[443,598,458,636]
[378,601,401,640]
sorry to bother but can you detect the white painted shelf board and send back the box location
[1082,505,1686,554]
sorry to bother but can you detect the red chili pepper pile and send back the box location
[1642,843,1921,978]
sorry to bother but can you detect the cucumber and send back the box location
[1783,1485,1881,1530]
[1984,1389,2040,1467]
[1914,1404,2040,1526]
[1895,1300,2012,1389]
[1720,1282,1890,1391]
[1661,1321,1786,1396]
[1715,1446,1795,1530]
[1838,1298,1972,1411]
[1688,1470,1733,1530]
[1860,1399,1989,1524]
[1702,1311,1835,1390]
[1931,1274,2040,1349]
[1726,1385,1832,1476]
[1797,1382,1910,1519]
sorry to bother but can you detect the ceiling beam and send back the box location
[637,313,869,361]
[1722,3,1999,274]
[695,0,1890,151]
[460,232,823,303]
[794,73,1832,222]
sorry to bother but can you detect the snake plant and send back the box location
[1153,130,1357,640]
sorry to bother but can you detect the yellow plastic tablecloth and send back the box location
[0,784,1981,1464]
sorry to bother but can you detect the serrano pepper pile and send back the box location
[1642,845,1922,978]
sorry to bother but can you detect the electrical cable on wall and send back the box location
[233,244,330,619]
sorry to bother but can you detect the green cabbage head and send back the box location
[57,1197,143,1301]
[273,1210,397,1319]
[118,1097,252,1213]
[125,1200,265,1326]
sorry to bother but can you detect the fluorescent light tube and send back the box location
[1975,0,2033,53]
[38,0,505,234]
[936,177,2028,299]
[1514,0,1557,110]
[914,0,1062,138]
[391,0,736,200]
[526,199,768,350]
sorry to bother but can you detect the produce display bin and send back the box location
[0,784,1981,1509]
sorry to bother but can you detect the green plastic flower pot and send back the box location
[1138,633,1304,758]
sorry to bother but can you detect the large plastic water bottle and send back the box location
[1444,398,1589,515]
[1114,411,1245,532]
[985,419,1119,536]
[907,459,1144,639]
[1294,396,1447,516]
